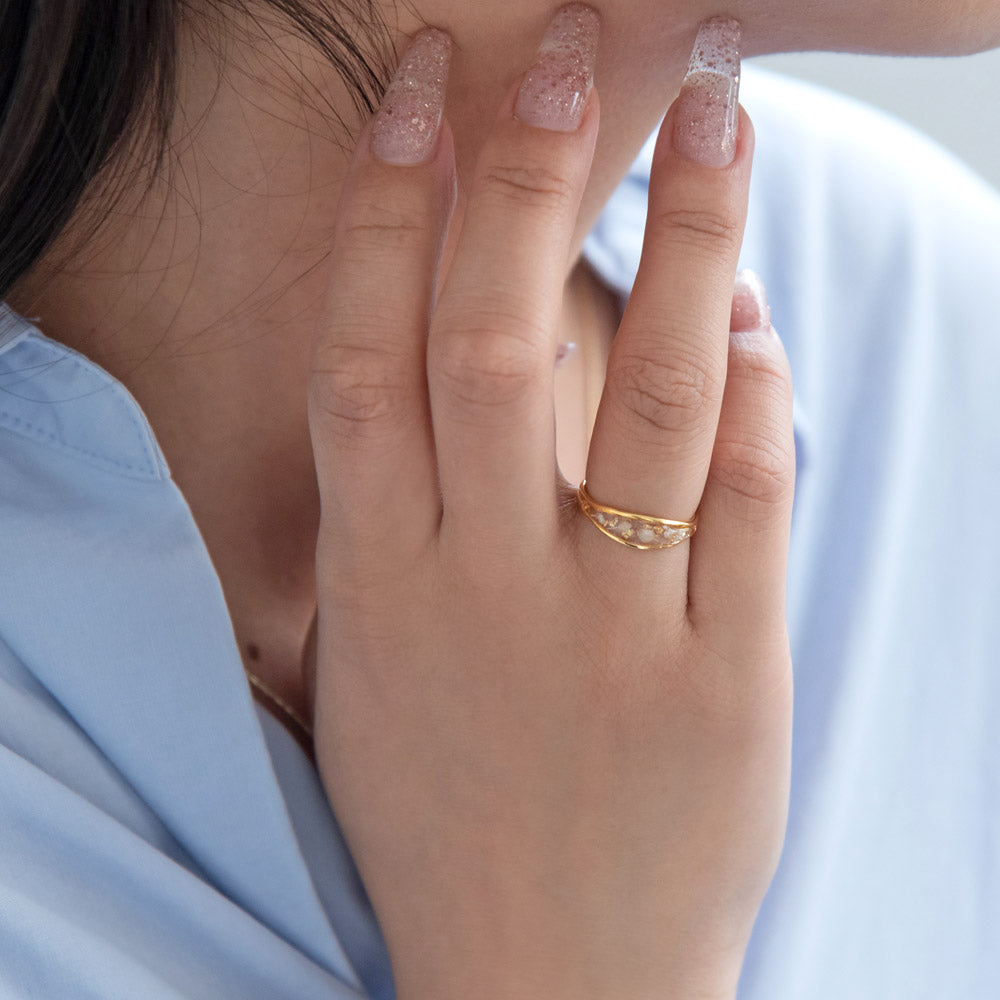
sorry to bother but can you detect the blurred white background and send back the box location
[752,47,1000,191]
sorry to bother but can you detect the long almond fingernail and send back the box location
[514,4,600,133]
[371,29,451,165]
[673,16,741,167]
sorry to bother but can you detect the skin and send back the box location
[9,1,1000,995]
[11,0,1000,721]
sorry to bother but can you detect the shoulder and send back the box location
[740,65,1000,304]
[742,63,999,208]
[734,68,1000,412]
[0,312,365,998]
[587,67,1000,320]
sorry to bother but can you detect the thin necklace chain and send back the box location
[244,669,314,740]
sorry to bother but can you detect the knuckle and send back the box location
[731,339,793,400]
[338,160,439,258]
[607,349,718,440]
[653,206,743,256]
[480,161,576,214]
[711,343,795,515]
[339,203,430,257]
[309,341,411,443]
[711,431,795,516]
[435,323,546,411]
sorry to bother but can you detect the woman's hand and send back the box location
[309,9,794,1000]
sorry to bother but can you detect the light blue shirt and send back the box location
[2,68,999,998]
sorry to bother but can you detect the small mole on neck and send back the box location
[246,642,261,662]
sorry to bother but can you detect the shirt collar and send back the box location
[0,305,359,981]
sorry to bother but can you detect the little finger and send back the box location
[688,271,796,645]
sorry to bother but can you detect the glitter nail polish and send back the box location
[673,16,741,167]
[514,4,600,133]
[371,29,451,165]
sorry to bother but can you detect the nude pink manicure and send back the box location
[731,269,772,332]
[514,4,600,133]
[673,16,741,167]
[371,29,451,165]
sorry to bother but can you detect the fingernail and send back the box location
[673,16,741,167]
[731,269,771,332]
[371,29,451,165]
[514,4,600,133]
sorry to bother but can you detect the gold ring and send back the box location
[577,480,697,550]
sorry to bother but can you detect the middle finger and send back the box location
[428,4,601,553]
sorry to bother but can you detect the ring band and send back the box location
[577,480,697,550]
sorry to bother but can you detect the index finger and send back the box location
[309,29,455,565]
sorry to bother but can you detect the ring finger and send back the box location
[582,18,749,574]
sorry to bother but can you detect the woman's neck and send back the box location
[9,5,688,725]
